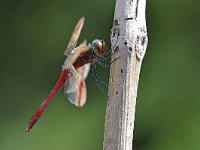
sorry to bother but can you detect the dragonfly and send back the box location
[26,17,108,132]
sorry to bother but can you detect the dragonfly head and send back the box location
[92,39,107,57]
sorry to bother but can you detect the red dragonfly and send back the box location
[26,17,107,131]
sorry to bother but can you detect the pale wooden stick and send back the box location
[103,0,148,150]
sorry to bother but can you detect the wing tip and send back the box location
[77,16,85,27]
[80,16,85,23]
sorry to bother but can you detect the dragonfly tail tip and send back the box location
[26,125,31,132]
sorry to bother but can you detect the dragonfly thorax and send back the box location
[92,39,107,57]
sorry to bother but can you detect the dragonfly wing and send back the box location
[64,63,89,107]
[63,40,88,66]
[64,17,85,56]
[64,66,82,93]
[67,64,90,106]
[64,65,86,106]
[77,63,91,80]
[65,79,87,107]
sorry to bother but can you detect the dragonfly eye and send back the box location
[92,39,107,57]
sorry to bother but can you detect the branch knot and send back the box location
[135,28,148,61]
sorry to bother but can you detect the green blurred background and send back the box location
[1,0,200,150]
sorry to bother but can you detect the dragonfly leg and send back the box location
[96,57,110,69]
[97,49,111,62]
[94,48,120,68]
[104,49,111,58]
[103,49,119,61]
[91,63,108,95]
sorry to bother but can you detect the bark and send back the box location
[103,0,148,150]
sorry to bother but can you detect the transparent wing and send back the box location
[76,63,91,80]
[65,92,77,105]
[64,64,86,106]
[63,64,89,107]
[64,17,85,56]
[65,80,87,107]
[64,65,82,93]
[65,40,88,65]
[72,64,90,106]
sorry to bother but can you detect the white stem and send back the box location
[103,0,148,150]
